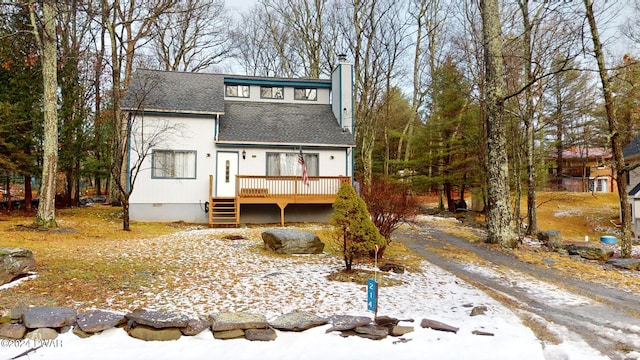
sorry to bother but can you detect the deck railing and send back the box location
[235,175,350,201]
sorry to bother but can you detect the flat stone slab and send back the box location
[0,323,27,339]
[180,318,211,336]
[125,309,190,329]
[25,327,58,340]
[390,325,414,336]
[606,258,640,271]
[22,307,77,329]
[0,248,36,285]
[354,324,388,340]
[269,311,328,332]
[210,312,268,332]
[213,329,245,340]
[262,229,325,254]
[128,325,182,341]
[245,328,277,341]
[326,315,372,332]
[77,310,126,333]
[420,319,459,334]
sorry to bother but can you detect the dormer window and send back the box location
[260,86,284,99]
[226,84,249,98]
[294,88,317,101]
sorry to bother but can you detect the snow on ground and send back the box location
[1,227,609,360]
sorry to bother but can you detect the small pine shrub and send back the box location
[330,182,385,271]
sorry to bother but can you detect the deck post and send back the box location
[277,202,288,227]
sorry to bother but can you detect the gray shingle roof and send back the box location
[122,69,224,114]
[218,101,355,147]
[624,135,640,159]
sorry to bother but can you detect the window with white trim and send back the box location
[266,153,318,176]
[152,150,197,178]
[225,84,249,98]
[260,86,284,99]
[294,88,317,101]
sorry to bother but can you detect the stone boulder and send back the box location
[606,258,640,271]
[77,310,126,333]
[22,307,77,329]
[564,245,614,262]
[262,229,324,254]
[269,311,328,332]
[537,230,562,250]
[0,248,36,285]
[125,309,190,329]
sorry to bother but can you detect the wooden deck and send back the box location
[209,175,350,227]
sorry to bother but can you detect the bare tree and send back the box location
[114,73,184,230]
[230,5,295,77]
[29,0,58,228]
[583,0,633,258]
[152,0,231,72]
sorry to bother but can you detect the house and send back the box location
[122,57,355,226]
[623,136,640,239]
[547,147,616,193]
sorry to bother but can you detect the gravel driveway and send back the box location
[395,220,640,360]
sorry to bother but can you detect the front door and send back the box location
[216,152,238,197]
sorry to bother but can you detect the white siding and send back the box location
[129,114,216,205]
[238,147,349,177]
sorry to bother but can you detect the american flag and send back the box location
[298,149,309,186]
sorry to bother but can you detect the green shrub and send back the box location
[330,182,385,271]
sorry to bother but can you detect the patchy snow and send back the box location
[1,227,611,359]
[0,273,37,291]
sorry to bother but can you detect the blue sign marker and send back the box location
[367,279,378,312]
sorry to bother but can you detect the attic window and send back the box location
[260,86,284,99]
[226,84,249,98]
[294,88,317,101]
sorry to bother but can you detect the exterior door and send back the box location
[216,152,238,197]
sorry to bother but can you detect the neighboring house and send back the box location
[122,58,355,226]
[623,136,640,239]
[547,147,616,193]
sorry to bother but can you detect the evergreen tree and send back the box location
[330,182,385,271]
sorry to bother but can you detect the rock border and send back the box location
[0,305,496,343]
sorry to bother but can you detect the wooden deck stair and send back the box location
[209,197,238,227]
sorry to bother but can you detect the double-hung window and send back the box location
[266,153,318,176]
[152,150,197,179]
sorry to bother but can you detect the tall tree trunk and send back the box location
[33,0,58,228]
[24,175,32,212]
[583,0,632,258]
[481,0,516,247]
[521,0,537,235]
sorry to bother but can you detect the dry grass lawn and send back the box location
[0,191,635,313]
